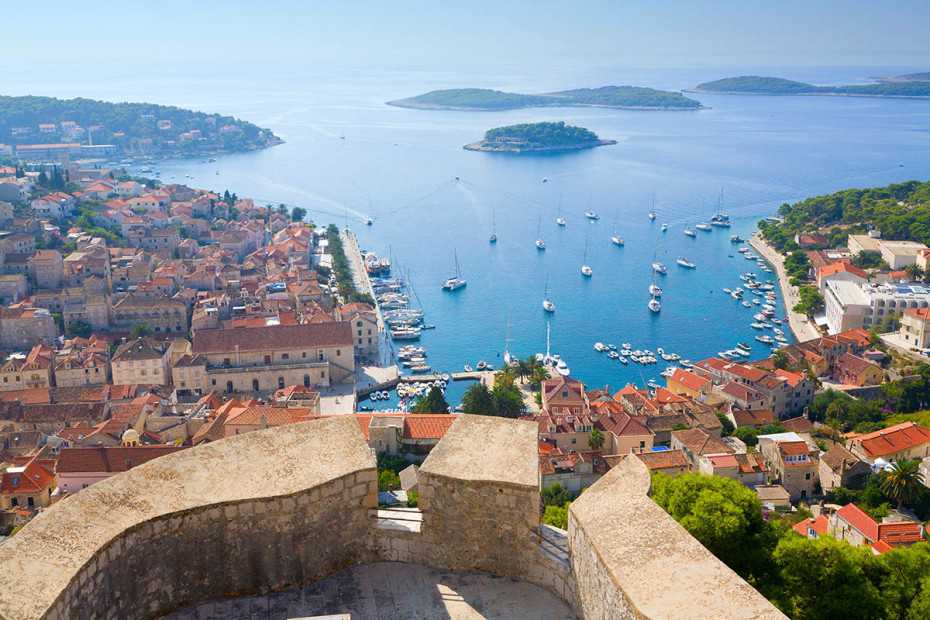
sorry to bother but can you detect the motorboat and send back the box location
[730,235,743,243]
[595,342,608,352]
[755,335,774,345]
[489,232,497,243]
[648,210,656,220]
[611,235,624,246]
[618,356,629,364]
[536,239,546,250]
[581,265,593,277]
[464,365,473,372]
[731,291,742,299]
[557,217,567,226]
[622,343,632,350]
[477,361,487,370]
[750,323,766,329]
[737,342,751,350]
[742,301,752,308]
[608,344,617,350]
[661,223,668,232]
[653,261,667,274]
[607,351,620,359]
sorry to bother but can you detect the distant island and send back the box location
[688,76,930,99]
[463,122,616,153]
[0,94,282,161]
[873,71,930,83]
[388,86,704,111]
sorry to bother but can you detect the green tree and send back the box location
[291,206,307,222]
[771,535,884,620]
[377,469,401,492]
[129,322,154,339]
[540,483,573,507]
[50,312,64,334]
[878,544,930,620]
[542,503,569,529]
[514,358,533,384]
[793,286,825,316]
[731,426,760,446]
[411,386,449,414]
[715,412,735,436]
[461,383,496,416]
[772,349,790,370]
[37,170,48,186]
[491,383,525,418]
[880,460,925,510]
[587,428,605,451]
[66,320,93,339]
[905,264,926,282]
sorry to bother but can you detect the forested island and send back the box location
[463,122,615,153]
[689,76,930,98]
[759,180,930,252]
[0,94,282,160]
[874,71,930,83]
[389,86,704,111]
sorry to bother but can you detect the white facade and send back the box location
[825,280,930,335]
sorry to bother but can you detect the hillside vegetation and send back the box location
[692,76,930,98]
[483,121,600,145]
[0,94,280,155]
[758,180,930,252]
[388,85,703,110]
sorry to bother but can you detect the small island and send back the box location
[0,94,282,161]
[389,86,704,111]
[688,76,930,99]
[463,121,616,153]
[872,71,930,83]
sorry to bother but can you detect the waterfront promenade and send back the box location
[749,232,820,342]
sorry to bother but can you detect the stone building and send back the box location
[0,306,56,350]
[847,422,930,463]
[53,351,109,387]
[759,432,819,502]
[0,344,55,392]
[819,443,872,492]
[111,294,189,335]
[111,338,171,386]
[0,455,56,511]
[29,250,64,289]
[56,445,186,494]
[830,502,925,553]
[173,322,354,395]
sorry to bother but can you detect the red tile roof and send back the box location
[668,368,709,393]
[0,456,55,494]
[835,503,879,541]
[905,307,930,321]
[56,446,186,474]
[851,422,930,458]
[793,515,829,537]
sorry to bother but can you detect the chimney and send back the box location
[260,413,267,429]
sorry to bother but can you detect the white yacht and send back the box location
[648,296,661,312]
[542,273,555,312]
[661,223,668,232]
[696,222,712,231]
[535,214,545,249]
[556,196,567,226]
[677,257,696,269]
[649,283,662,297]
[581,237,593,277]
[441,250,466,291]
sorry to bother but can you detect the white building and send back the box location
[825,280,930,335]
[847,233,928,270]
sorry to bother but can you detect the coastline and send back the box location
[749,232,821,342]
[463,139,617,153]
[684,88,930,100]
[387,99,706,111]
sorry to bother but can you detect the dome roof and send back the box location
[122,429,140,443]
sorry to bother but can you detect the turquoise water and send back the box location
[9,63,930,394]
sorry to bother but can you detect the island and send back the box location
[388,86,704,111]
[0,94,282,162]
[688,76,930,99]
[463,121,616,153]
[873,71,930,83]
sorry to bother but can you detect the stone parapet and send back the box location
[568,457,787,619]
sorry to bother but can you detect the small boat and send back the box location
[724,288,732,294]
[653,261,667,274]
[657,347,665,355]
[476,361,487,370]
[441,250,467,291]
[490,213,498,243]
[556,196,567,226]
[661,223,668,232]
[696,222,712,231]
[542,177,548,183]
[543,272,555,312]
[536,215,545,250]
[536,239,546,250]
[730,235,743,243]
[650,283,662,297]
[731,291,742,299]
[594,342,608,352]
[684,227,696,238]
[648,297,661,312]
[581,237,593,277]
[618,356,629,364]
[464,365,473,372]
[648,210,656,220]
[608,344,617,350]
[622,343,632,350]
[366,218,373,226]
[750,323,766,329]
[607,351,620,359]
[677,258,696,269]
[585,211,600,220]
[411,364,431,373]
[752,299,761,305]
[742,301,752,308]
[737,342,751,350]
[756,335,774,345]
[557,217,567,227]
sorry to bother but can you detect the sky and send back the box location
[7,0,930,69]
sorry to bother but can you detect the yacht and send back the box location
[441,250,466,291]
[684,226,696,238]
[648,296,661,313]
[696,222,712,231]
[611,217,624,246]
[652,246,667,275]
[756,335,775,345]
[542,273,555,313]
[581,237,593,277]
[677,258,696,269]
[648,208,656,220]
[731,235,743,243]
[661,223,668,232]
[594,342,608,352]
[490,213,497,243]
[585,211,600,220]
[556,196,567,226]
[649,283,662,297]
[535,215,545,250]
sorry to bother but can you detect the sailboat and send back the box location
[542,272,555,312]
[648,192,657,220]
[648,294,661,313]
[538,321,570,376]
[441,250,467,291]
[661,223,668,232]
[536,214,546,250]
[710,188,731,227]
[489,213,497,243]
[652,246,667,275]
[676,234,696,268]
[503,310,515,366]
[684,223,696,237]
[611,215,624,246]
[556,194,567,226]
[584,193,599,220]
[581,236,593,277]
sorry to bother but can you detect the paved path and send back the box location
[165,562,574,620]
[749,232,821,342]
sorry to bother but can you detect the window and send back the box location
[252,379,260,391]
[805,473,811,480]
[27,497,34,507]
[264,355,271,364]
[10,498,17,507]
[278,377,285,389]
[336,349,341,356]
[302,352,307,358]
[640,441,646,448]
[571,438,577,444]
[320,371,325,378]
[282,353,289,360]
[223,358,231,365]
[304,375,311,388]
[226,381,233,393]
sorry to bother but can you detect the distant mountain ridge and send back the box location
[689,76,930,98]
[388,86,704,111]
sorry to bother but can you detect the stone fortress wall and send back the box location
[0,415,785,620]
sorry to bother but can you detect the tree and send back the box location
[291,206,307,222]
[732,426,760,446]
[880,460,925,509]
[772,349,790,370]
[276,203,289,215]
[540,483,573,507]
[411,386,449,414]
[37,170,48,186]
[715,412,735,436]
[492,383,525,418]
[66,320,93,339]
[377,469,400,492]
[542,503,569,529]
[514,358,533,384]
[130,322,154,339]
[771,535,884,620]
[877,544,930,620]
[461,384,496,416]
[793,286,825,316]
[587,428,605,451]
[905,263,926,282]
[50,312,64,334]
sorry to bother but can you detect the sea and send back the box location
[8,62,930,405]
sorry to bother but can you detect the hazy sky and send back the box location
[10,0,930,68]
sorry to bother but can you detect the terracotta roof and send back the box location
[192,322,352,355]
[836,353,878,375]
[851,422,930,458]
[835,503,879,541]
[19,403,107,424]
[56,446,186,474]
[820,443,862,473]
[0,457,55,494]
[632,449,690,471]
[793,515,829,537]
[731,408,774,428]
[905,307,930,321]
[672,429,733,456]
[778,440,812,456]
[225,406,311,427]
[780,415,814,433]
[112,338,167,363]
[819,262,867,280]
[668,368,709,392]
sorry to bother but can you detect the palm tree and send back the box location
[879,460,925,510]
[492,384,525,418]
[130,322,153,339]
[524,355,542,376]
[497,365,517,387]
[514,358,532,384]
[904,264,925,283]
[587,428,605,452]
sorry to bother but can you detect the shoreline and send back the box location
[749,232,821,343]
[387,99,706,111]
[463,139,616,153]
[684,88,930,100]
